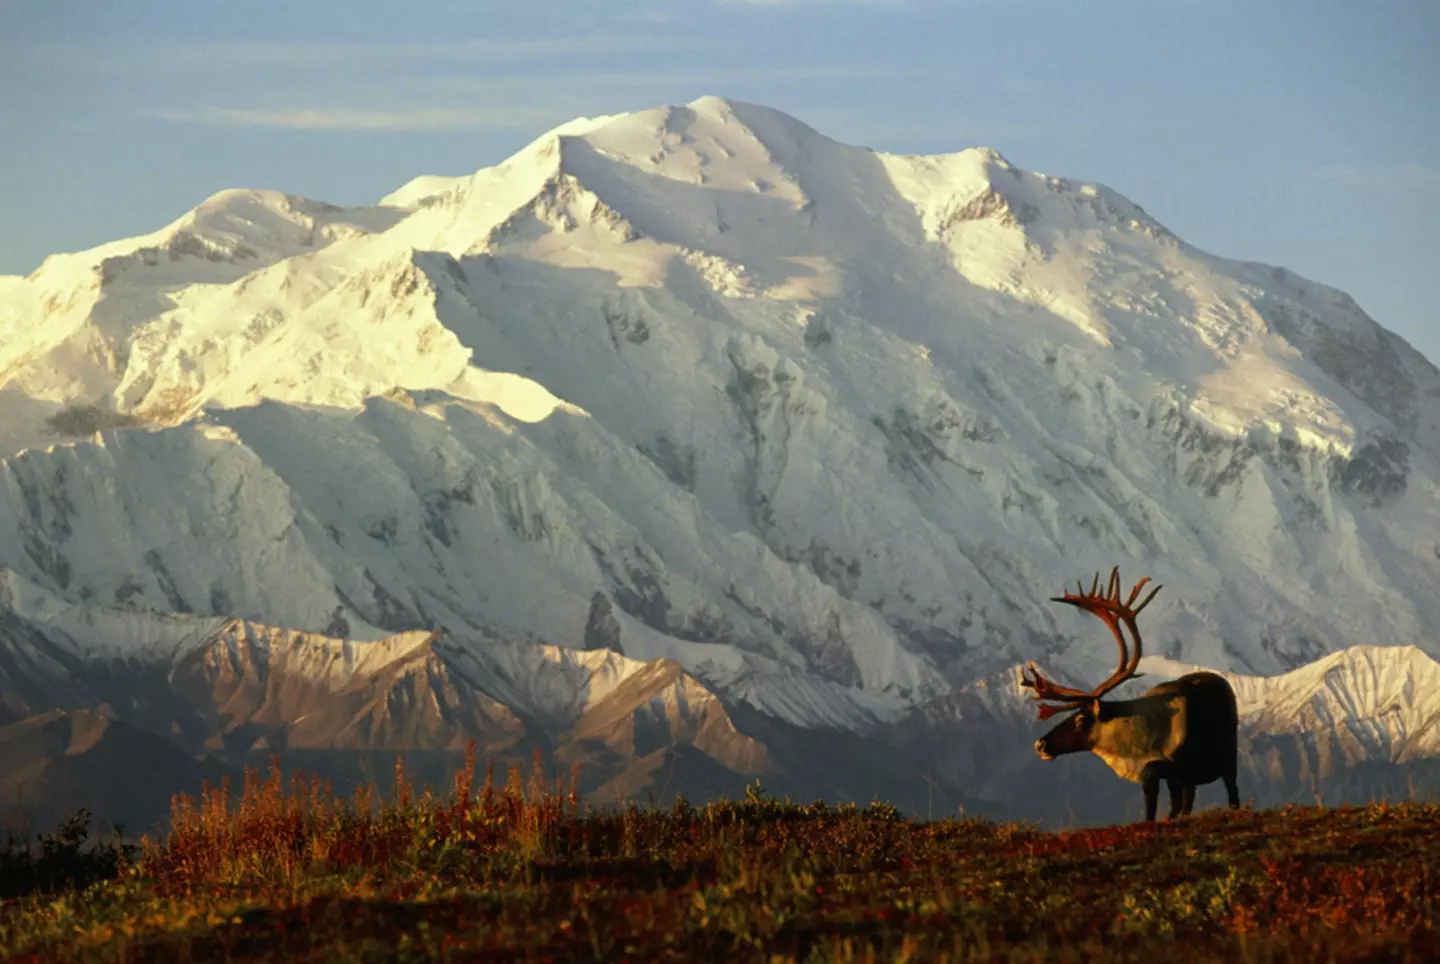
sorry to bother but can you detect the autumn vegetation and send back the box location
[2,747,1438,962]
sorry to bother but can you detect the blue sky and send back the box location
[4,0,1437,362]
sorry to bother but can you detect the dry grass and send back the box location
[2,745,1437,962]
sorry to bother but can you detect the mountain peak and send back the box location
[687,93,737,113]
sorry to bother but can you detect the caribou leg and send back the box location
[1180,784,1196,815]
[1164,777,1188,820]
[1140,761,1171,822]
[1224,772,1240,810]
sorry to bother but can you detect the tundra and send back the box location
[1024,567,1240,822]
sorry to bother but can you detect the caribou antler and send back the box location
[1021,566,1162,719]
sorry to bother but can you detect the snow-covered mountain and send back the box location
[2,96,1438,825]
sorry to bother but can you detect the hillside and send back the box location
[2,764,1437,962]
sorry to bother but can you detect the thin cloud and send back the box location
[8,33,709,75]
[725,0,904,6]
[1316,163,1440,188]
[147,105,569,132]
[145,62,930,134]
[150,35,706,69]
[404,63,921,94]
[725,0,905,5]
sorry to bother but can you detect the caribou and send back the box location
[1024,567,1240,822]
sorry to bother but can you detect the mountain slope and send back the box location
[1,98,1438,816]
[0,569,788,829]
[0,708,232,834]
